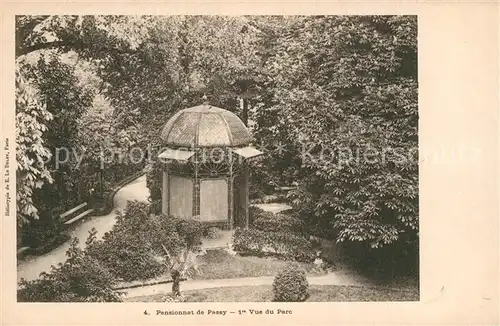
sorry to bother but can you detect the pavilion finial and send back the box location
[202,94,209,104]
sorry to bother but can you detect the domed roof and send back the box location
[160,104,252,148]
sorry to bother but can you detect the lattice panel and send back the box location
[199,179,229,222]
[220,110,252,146]
[169,175,193,220]
[197,113,231,147]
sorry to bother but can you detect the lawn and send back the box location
[112,249,321,290]
[126,284,419,302]
[192,249,320,280]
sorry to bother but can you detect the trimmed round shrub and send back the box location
[272,263,309,302]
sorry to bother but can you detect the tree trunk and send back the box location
[241,98,249,126]
[171,269,181,296]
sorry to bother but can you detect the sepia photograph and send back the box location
[13,15,419,303]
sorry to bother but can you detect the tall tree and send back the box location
[27,54,95,215]
[15,15,142,226]
[15,65,53,226]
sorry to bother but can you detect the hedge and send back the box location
[248,205,268,226]
[232,228,315,263]
[253,211,306,236]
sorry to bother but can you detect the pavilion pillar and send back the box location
[193,180,201,218]
[162,168,169,215]
[243,170,250,229]
[195,155,201,218]
[228,155,234,230]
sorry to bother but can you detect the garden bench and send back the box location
[60,202,94,226]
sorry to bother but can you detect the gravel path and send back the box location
[123,272,367,299]
[17,174,150,282]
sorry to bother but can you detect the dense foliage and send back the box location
[16,17,144,248]
[251,206,305,230]
[248,205,267,226]
[272,263,309,302]
[18,218,70,256]
[28,54,94,212]
[254,16,418,274]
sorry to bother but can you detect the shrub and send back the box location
[86,201,204,282]
[232,228,315,263]
[120,200,151,223]
[87,216,167,281]
[18,238,121,302]
[272,263,309,302]
[253,212,306,235]
[115,201,203,250]
[86,230,165,282]
[170,218,204,250]
[150,216,189,256]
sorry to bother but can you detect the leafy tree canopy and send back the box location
[256,16,418,248]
